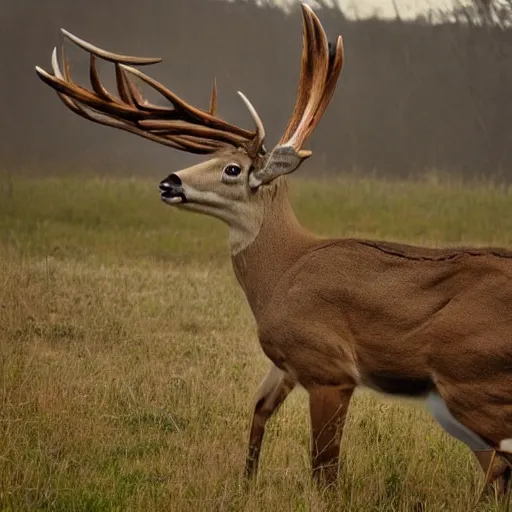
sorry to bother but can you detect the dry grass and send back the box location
[1,173,512,511]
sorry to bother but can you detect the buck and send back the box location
[36,3,512,502]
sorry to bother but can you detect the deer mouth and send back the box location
[160,189,188,205]
[159,178,188,205]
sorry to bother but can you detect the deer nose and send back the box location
[159,173,182,192]
[159,174,187,203]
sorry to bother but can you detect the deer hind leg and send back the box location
[245,363,295,480]
[492,451,512,508]
[425,390,512,501]
[427,380,512,505]
[308,383,355,488]
[474,450,512,501]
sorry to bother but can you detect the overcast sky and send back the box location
[262,0,459,18]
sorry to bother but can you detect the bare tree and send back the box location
[446,0,512,27]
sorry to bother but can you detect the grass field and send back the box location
[1,173,512,511]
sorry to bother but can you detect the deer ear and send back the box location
[249,145,312,189]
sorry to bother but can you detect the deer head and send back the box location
[36,4,343,250]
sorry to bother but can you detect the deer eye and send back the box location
[223,164,242,178]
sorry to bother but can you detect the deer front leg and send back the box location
[309,383,355,487]
[245,363,295,479]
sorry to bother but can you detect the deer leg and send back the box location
[308,383,355,487]
[425,390,512,503]
[245,363,295,479]
[474,450,511,501]
[428,374,512,507]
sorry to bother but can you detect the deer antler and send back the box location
[35,30,266,156]
[249,4,344,187]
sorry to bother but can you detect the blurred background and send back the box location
[2,0,512,180]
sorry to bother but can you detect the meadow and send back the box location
[1,173,512,511]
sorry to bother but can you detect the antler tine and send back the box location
[286,5,331,150]
[51,47,64,80]
[115,63,136,106]
[279,4,316,144]
[209,78,218,116]
[89,54,117,102]
[237,92,266,154]
[138,119,249,146]
[61,28,162,65]
[305,36,344,138]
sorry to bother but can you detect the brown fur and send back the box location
[233,179,512,501]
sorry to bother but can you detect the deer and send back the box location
[35,3,512,504]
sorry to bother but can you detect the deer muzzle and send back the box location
[159,174,188,204]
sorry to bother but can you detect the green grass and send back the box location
[1,173,512,511]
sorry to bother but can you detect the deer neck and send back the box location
[231,179,317,318]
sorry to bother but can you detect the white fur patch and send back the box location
[425,392,491,451]
[499,438,512,453]
[255,364,286,402]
